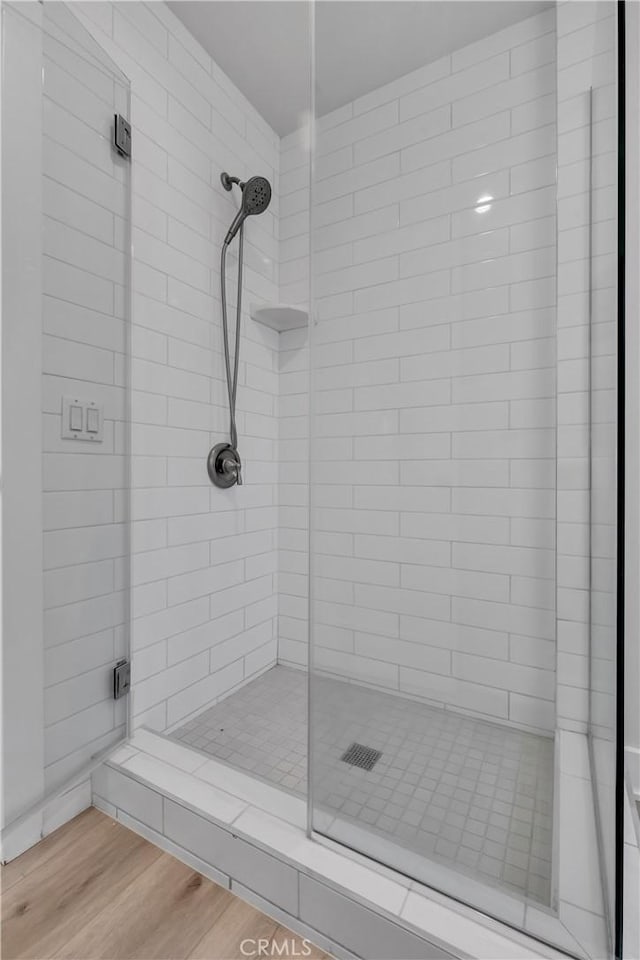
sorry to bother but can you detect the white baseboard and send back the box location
[1,779,91,863]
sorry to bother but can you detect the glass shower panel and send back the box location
[308,1,621,954]
[1,1,131,829]
[309,0,559,917]
[556,2,620,954]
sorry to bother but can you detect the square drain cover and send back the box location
[340,742,381,771]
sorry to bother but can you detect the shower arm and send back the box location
[220,172,243,191]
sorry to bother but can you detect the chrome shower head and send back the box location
[222,173,272,245]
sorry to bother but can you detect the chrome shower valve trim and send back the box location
[207,443,242,489]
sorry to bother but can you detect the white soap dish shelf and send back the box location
[250,303,308,332]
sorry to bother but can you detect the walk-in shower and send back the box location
[207,172,272,489]
[175,2,625,952]
[1,1,630,958]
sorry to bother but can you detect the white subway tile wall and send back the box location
[44,1,617,764]
[41,3,131,792]
[278,124,311,671]
[50,1,281,758]
[280,10,560,734]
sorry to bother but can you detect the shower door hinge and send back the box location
[113,659,131,699]
[113,114,131,159]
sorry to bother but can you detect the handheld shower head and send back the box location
[223,174,272,245]
[212,172,273,486]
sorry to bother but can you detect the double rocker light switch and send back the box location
[61,396,104,442]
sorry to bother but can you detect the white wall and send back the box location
[62,1,282,736]
[1,0,45,836]
[281,9,559,734]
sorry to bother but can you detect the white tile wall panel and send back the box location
[354,534,448,566]
[43,489,115,530]
[45,698,121,766]
[355,159,451,217]
[43,131,127,208]
[512,28,557,76]
[400,53,510,122]
[399,460,509,488]
[403,110,511,175]
[452,652,554,700]
[400,669,509,720]
[43,524,127,568]
[45,627,118,687]
[44,589,128,649]
[453,595,555,642]
[44,559,115,610]
[452,64,556,128]
[401,345,510,383]
[355,105,451,167]
[315,204,400,253]
[399,230,510,279]
[44,662,115,725]
[167,559,245,607]
[400,401,508,434]
[402,295,508,336]
[318,102,399,158]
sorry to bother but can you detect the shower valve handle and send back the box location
[221,452,242,486]
[207,443,242,489]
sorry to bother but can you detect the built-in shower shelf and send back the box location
[250,303,308,332]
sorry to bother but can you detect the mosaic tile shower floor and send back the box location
[170,665,554,905]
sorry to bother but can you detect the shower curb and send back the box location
[90,732,564,960]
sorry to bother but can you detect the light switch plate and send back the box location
[61,396,104,442]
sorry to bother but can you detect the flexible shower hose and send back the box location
[220,223,244,451]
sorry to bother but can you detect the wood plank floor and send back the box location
[1,808,331,960]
